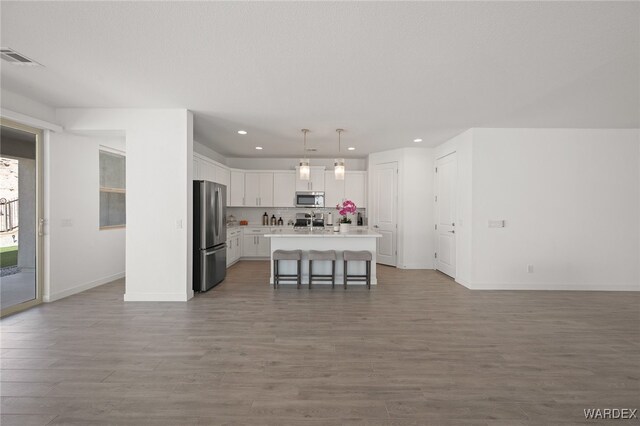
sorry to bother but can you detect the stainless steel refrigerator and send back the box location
[193,181,227,292]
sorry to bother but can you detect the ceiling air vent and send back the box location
[0,48,41,66]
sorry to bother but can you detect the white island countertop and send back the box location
[265,228,381,238]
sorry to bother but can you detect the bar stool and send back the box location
[273,249,302,289]
[308,250,337,288]
[343,250,373,289]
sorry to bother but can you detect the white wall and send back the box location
[437,128,640,291]
[46,133,126,301]
[56,108,194,301]
[471,128,639,290]
[368,147,435,269]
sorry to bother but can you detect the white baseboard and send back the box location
[44,271,125,302]
[124,292,190,302]
[455,277,470,287]
[400,264,434,270]
[461,281,640,291]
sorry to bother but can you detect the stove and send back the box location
[294,218,325,229]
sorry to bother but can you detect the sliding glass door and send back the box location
[0,119,43,317]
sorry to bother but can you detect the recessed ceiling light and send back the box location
[413,138,423,143]
[255,146,263,150]
[347,147,355,151]
[238,130,247,135]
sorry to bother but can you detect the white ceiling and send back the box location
[1,1,638,158]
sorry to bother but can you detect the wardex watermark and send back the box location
[584,408,637,420]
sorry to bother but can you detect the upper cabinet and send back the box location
[194,155,232,204]
[199,158,217,182]
[215,165,230,188]
[295,166,325,192]
[344,171,367,209]
[244,172,274,207]
[273,171,296,207]
[323,171,366,209]
[194,153,366,209]
[324,171,345,209]
[229,170,245,206]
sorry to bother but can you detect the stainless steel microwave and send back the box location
[295,191,325,208]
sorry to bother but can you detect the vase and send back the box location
[340,223,350,233]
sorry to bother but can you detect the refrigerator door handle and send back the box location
[214,188,220,238]
[218,188,224,240]
[205,245,226,255]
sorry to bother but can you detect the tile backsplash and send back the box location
[227,207,367,226]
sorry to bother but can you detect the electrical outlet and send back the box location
[176,219,183,229]
[527,264,534,273]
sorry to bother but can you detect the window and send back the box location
[99,149,125,229]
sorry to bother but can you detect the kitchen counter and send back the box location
[228,224,294,229]
[265,228,381,238]
[265,228,380,285]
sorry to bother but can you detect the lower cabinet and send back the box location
[226,229,242,267]
[242,235,270,257]
[242,227,272,258]
[257,235,270,257]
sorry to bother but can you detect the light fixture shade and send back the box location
[299,159,310,180]
[334,159,345,180]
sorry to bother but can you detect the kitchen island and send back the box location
[264,228,382,286]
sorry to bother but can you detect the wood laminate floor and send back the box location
[1,261,638,425]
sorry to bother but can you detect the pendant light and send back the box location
[334,129,345,180]
[299,129,310,181]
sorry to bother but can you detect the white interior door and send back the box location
[372,162,397,266]
[435,153,457,277]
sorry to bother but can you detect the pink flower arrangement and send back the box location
[336,200,357,223]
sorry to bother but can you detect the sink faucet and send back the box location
[308,211,315,231]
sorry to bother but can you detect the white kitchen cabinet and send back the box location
[323,171,366,209]
[242,234,258,257]
[227,237,233,267]
[344,171,367,209]
[295,167,325,192]
[324,171,345,209]
[229,170,245,206]
[215,165,231,204]
[244,172,273,207]
[272,171,296,207]
[242,227,271,258]
[200,160,216,182]
[234,232,242,261]
[194,154,226,184]
[226,228,242,266]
